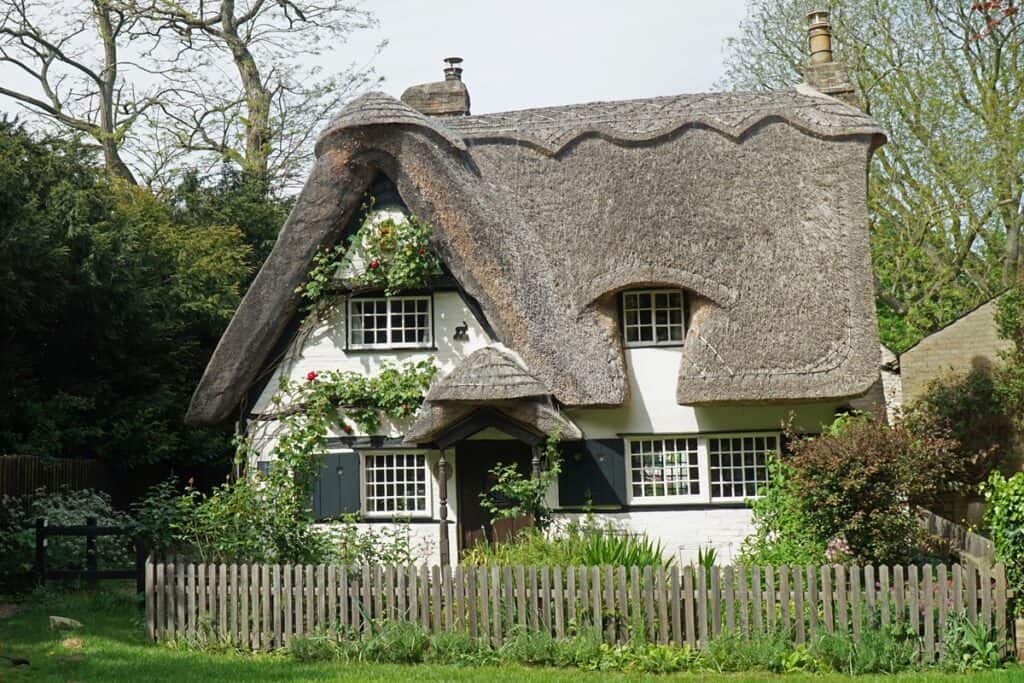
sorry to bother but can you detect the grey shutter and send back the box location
[557,439,626,507]
[311,452,362,520]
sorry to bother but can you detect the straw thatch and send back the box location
[403,399,583,446]
[187,86,885,426]
[425,347,549,402]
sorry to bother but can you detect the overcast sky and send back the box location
[350,0,750,114]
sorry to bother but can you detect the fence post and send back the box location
[85,517,98,590]
[34,518,47,585]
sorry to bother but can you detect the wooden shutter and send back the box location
[557,439,626,507]
[311,452,361,520]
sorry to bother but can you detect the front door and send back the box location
[455,440,534,553]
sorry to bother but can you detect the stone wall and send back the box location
[901,298,1010,404]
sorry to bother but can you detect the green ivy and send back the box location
[981,471,1024,614]
[299,211,442,308]
[141,360,437,564]
[263,360,438,493]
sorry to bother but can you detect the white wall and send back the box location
[568,346,844,438]
[248,289,495,455]
[246,287,846,566]
[557,509,754,566]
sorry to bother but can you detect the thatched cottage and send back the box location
[187,13,885,565]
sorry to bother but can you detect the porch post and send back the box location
[438,448,450,566]
[531,444,541,480]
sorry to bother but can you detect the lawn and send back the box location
[0,585,1020,683]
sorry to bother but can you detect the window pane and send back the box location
[364,452,429,513]
[628,438,700,500]
[707,435,774,500]
[621,289,685,347]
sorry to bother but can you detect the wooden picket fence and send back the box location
[146,560,1011,661]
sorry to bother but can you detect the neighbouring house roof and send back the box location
[186,86,885,426]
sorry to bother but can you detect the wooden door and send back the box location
[455,440,534,553]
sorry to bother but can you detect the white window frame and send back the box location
[347,295,433,350]
[625,436,708,505]
[624,432,779,506]
[621,288,686,348]
[359,450,433,519]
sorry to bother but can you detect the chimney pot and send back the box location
[400,57,471,117]
[807,10,834,65]
[443,56,463,81]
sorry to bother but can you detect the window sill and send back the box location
[623,342,685,349]
[345,345,438,353]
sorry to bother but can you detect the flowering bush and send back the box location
[741,414,967,566]
[298,210,442,308]
[788,413,965,564]
[1,488,134,575]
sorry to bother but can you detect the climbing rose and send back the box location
[369,259,380,270]
[306,371,318,381]
[342,424,353,434]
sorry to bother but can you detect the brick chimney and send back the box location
[400,57,471,117]
[804,11,857,107]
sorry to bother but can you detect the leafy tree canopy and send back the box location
[0,119,287,467]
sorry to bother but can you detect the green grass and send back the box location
[0,584,1020,682]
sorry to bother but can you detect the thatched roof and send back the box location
[187,86,885,426]
[425,347,549,402]
[403,399,583,446]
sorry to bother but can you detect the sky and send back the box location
[347,0,750,114]
[0,1,753,141]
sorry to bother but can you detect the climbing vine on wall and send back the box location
[298,210,442,309]
[255,360,439,492]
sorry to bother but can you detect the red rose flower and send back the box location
[306,371,318,381]
[369,259,380,270]
[342,424,353,434]
[417,248,425,255]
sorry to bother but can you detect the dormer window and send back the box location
[348,295,433,349]
[621,289,685,347]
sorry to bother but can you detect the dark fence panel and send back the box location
[0,455,109,498]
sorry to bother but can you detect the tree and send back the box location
[0,0,161,183]
[0,120,254,466]
[124,0,383,192]
[0,0,382,192]
[722,0,1024,350]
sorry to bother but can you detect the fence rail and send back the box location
[35,518,147,591]
[146,560,1010,661]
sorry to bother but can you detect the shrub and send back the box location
[809,620,918,675]
[0,488,134,575]
[941,612,1005,672]
[738,456,825,566]
[426,630,495,665]
[361,621,429,664]
[703,631,791,672]
[462,517,671,568]
[499,627,558,666]
[981,471,1024,611]
[288,632,339,662]
[904,368,1006,487]
[481,431,561,532]
[787,413,965,564]
[132,478,189,555]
